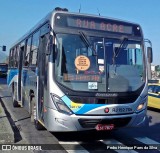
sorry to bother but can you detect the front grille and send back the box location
[69,96,138,104]
[78,117,131,128]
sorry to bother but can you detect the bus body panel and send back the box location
[44,106,147,132]
[60,96,147,115]
[7,69,18,86]
[21,67,37,112]
[7,69,19,102]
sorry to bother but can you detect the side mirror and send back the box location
[147,47,153,63]
[2,46,6,51]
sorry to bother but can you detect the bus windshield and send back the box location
[55,33,145,92]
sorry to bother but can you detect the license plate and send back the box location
[95,124,114,131]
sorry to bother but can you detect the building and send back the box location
[151,65,160,79]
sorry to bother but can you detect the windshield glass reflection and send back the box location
[55,33,145,92]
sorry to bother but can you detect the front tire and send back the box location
[34,120,44,130]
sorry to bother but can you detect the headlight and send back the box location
[136,95,147,112]
[136,101,147,112]
[51,94,73,115]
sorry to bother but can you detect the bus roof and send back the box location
[11,8,142,49]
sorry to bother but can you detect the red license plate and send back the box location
[95,124,114,131]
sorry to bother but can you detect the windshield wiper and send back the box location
[112,37,128,65]
[79,31,97,56]
[79,31,91,47]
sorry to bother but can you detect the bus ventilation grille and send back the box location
[78,117,131,128]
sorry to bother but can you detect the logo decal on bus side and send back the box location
[69,102,83,110]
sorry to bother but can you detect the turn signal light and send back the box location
[137,103,144,111]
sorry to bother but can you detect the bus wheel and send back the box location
[34,120,45,130]
[13,99,19,107]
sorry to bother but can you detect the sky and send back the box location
[0,0,160,65]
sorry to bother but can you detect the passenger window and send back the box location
[24,37,32,66]
[13,48,18,68]
[30,31,40,66]
[9,49,14,67]
[153,85,160,94]
[14,46,20,68]
[148,85,154,93]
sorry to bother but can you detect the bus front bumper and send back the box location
[44,107,147,132]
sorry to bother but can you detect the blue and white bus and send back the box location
[7,7,152,131]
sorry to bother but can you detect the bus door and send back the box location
[18,46,24,103]
[37,34,49,121]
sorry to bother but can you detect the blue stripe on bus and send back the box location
[7,68,30,86]
[7,69,18,85]
[75,104,105,114]
[62,95,106,114]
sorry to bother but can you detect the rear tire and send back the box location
[13,99,19,107]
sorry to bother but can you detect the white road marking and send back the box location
[59,141,89,153]
[134,137,160,145]
[135,137,160,151]
[58,137,160,153]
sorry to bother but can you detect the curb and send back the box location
[0,100,14,144]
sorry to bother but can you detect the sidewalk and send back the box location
[0,99,14,144]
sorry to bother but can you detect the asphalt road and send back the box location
[0,77,160,153]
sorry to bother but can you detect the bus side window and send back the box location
[9,49,14,68]
[13,48,18,68]
[24,37,32,66]
[30,30,40,66]
[15,46,20,68]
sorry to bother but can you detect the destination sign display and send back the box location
[68,17,132,34]
[54,13,141,36]
[63,73,101,82]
